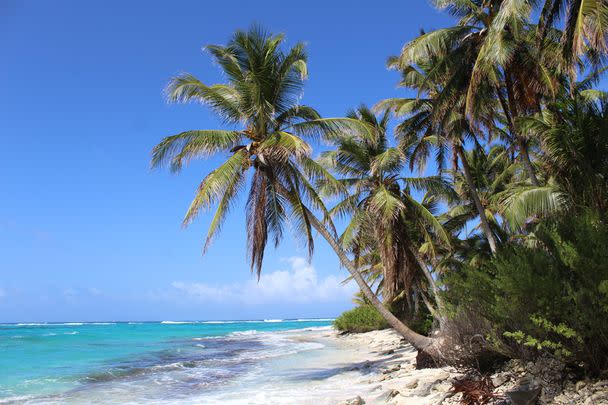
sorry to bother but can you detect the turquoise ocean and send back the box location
[0,319,334,404]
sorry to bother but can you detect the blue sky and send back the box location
[0,0,452,322]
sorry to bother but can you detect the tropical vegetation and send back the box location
[334,305,389,333]
[152,0,608,375]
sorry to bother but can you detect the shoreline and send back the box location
[298,327,459,405]
[3,323,607,404]
[295,327,608,405]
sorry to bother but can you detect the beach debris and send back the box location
[449,374,498,404]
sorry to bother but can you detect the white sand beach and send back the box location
[196,327,460,405]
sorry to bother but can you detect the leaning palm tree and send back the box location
[319,105,452,316]
[151,27,436,352]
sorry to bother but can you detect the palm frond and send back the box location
[151,130,243,172]
[502,184,569,228]
[183,150,249,226]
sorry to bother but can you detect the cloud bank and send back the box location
[170,257,357,305]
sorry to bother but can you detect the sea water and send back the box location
[0,319,334,404]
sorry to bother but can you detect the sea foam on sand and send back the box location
[192,328,458,405]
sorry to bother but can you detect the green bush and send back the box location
[444,212,608,374]
[334,305,389,333]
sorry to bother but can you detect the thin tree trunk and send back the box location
[276,184,438,353]
[307,212,434,349]
[457,146,498,254]
[496,83,541,186]
[413,252,446,318]
[518,139,540,186]
[419,286,440,323]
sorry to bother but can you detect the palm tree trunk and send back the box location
[457,146,498,254]
[413,253,446,320]
[496,83,541,186]
[517,139,540,186]
[418,286,441,324]
[306,211,435,349]
[275,184,439,355]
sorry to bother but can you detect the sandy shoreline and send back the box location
[289,327,608,405]
[5,325,605,404]
[191,326,457,405]
[299,327,459,405]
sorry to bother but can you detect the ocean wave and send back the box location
[263,319,283,323]
[160,321,196,324]
[294,318,335,322]
[15,323,48,326]
[281,326,334,334]
[64,331,79,335]
[0,395,36,404]
[11,321,118,327]
[229,330,258,336]
[200,321,237,324]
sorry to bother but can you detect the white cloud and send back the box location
[170,257,357,305]
[63,288,79,297]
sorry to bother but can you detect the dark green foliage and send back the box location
[334,303,434,335]
[388,298,434,336]
[334,305,389,333]
[444,212,608,374]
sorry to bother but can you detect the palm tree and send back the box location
[537,0,608,68]
[377,58,501,254]
[151,27,437,352]
[504,83,608,227]
[152,27,332,277]
[395,0,564,186]
[445,145,519,245]
[319,105,452,313]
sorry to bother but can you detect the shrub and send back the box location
[444,212,608,374]
[334,305,389,333]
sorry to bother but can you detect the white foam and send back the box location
[229,330,258,336]
[263,319,283,323]
[283,326,334,333]
[64,331,79,335]
[0,395,35,404]
[16,323,48,326]
[160,321,195,324]
[200,320,237,324]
